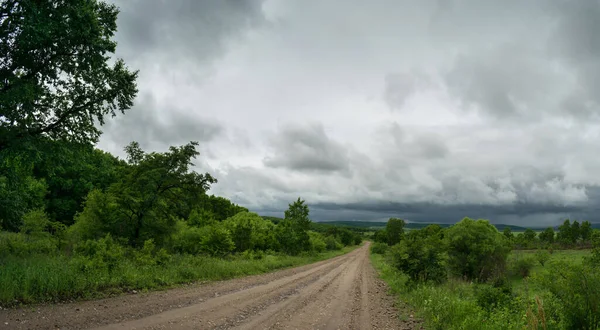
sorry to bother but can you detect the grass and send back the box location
[0,245,358,307]
[508,249,591,293]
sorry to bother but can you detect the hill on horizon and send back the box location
[316,220,600,231]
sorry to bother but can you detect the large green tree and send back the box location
[0,0,138,151]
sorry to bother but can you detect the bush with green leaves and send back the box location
[134,239,171,266]
[474,283,514,313]
[445,218,512,282]
[534,260,600,330]
[388,227,447,283]
[73,234,125,274]
[0,232,58,257]
[324,235,343,251]
[169,221,206,255]
[223,211,276,252]
[370,242,388,254]
[510,256,536,278]
[534,249,551,266]
[200,224,235,257]
[308,231,327,252]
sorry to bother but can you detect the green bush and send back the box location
[388,231,447,283]
[308,231,326,253]
[169,221,206,255]
[534,261,600,330]
[0,232,58,257]
[474,283,513,312]
[73,234,125,274]
[511,256,536,278]
[535,249,551,266]
[324,235,343,251]
[200,224,235,257]
[20,209,50,235]
[445,218,512,282]
[370,242,388,254]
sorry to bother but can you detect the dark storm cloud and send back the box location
[100,94,222,152]
[263,123,350,173]
[112,0,265,63]
[309,199,599,226]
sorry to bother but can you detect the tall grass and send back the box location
[0,246,356,306]
[370,253,545,330]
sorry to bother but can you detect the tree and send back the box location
[284,197,311,231]
[386,218,405,246]
[571,220,581,243]
[523,228,537,242]
[30,139,122,224]
[0,150,47,231]
[503,227,513,241]
[0,0,138,151]
[581,221,592,242]
[276,198,311,255]
[71,141,216,246]
[539,227,555,244]
[558,219,573,244]
[445,218,512,282]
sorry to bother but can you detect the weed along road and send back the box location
[0,242,421,330]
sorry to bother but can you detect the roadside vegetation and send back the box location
[370,218,600,330]
[0,0,362,307]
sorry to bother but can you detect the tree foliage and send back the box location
[0,0,138,151]
[389,224,447,283]
[386,217,405,246]
[445,218,512,282]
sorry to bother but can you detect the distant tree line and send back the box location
[502,219,595,250]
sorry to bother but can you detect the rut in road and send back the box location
[0,243,422,330]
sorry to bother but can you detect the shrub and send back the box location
[0,232,58,257]
[73,234,125,274]
[534,249,551,266]
[370,242,388,254]
[223,211,275,252]
[511,256,536,278]
[20,209,50,235]
[389,230,447,283]
[308,232,326,253]
[200,225,235,257]
[535,261,600,330]
[446,218,512,282]
[169,221,206,255]
[324,235,343,251]
[474,283,513,312]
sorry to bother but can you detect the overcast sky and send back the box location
[98,0,600,226]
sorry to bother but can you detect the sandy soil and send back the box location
[0,243,422,330]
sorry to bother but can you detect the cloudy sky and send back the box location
[98,0,600,226]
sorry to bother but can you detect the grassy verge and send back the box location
[371,249,596,330]
[371,253,531,330]
[0,245,358,307]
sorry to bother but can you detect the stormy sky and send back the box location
[98,0,600,226]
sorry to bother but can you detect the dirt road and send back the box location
[0,243,421,330]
